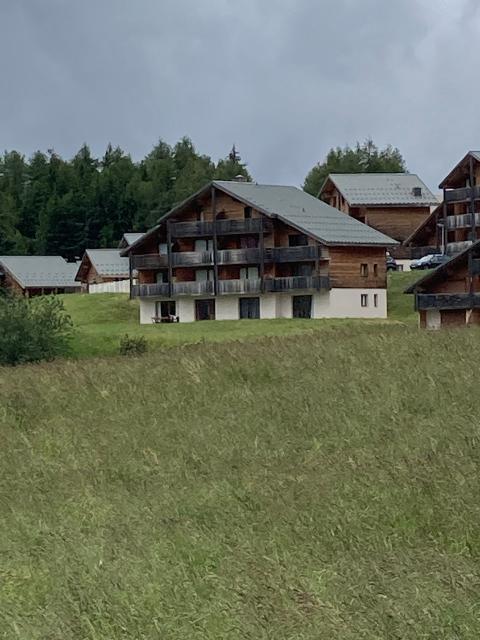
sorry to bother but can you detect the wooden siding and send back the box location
[328,246,386,288]
[365,207,431,242]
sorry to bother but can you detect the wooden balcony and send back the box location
[264,275,330,292]
[131,283,169,298]
[216,248,261,264]
[446,240,473,255]
[170,218,270,238]
[172,281,214,296]
[267,245,323,262]
[446,213,480,230]
[131,254,168,270]
[172,251,213,267]
[416,293,480,310]
[444,186,480,203]
[217,278,262,294]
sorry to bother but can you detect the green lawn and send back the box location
[61,271,421,358]
[2,323,480,638]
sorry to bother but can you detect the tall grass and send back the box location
[1,325,480,638]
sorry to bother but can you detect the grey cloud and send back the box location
[0,0,478,191]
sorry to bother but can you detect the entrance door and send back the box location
[239,297,260,319]
[195,299,215,321]
[292,295,312,319]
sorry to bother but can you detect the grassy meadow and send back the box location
[2,323,480,638]
[4,271,480,638]
[61,271,419,358]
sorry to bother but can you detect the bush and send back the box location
[0,294,73,366]
[119,334,147,356]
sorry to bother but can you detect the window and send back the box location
[240,236,258,249]
[361,294,368,307]
[360,263,369,277]
[293,295,312,319]
[292,264,313,277]
[373,294,378,308]
[156,271,168,283]
[159,242,168,255]
[373,263,378,277]
[239,297,260,319]
[195,239,213,252]
[156,301,176,318]
[195,299,215,321]
[244,206,252,219]
[196,269,214,282]
[240,266,259,280]
[288,234,308,247]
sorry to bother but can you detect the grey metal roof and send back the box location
[0,256,81,289]
[323,173,438,206]
[213,181,396,246]
[85,249,130,277]
[121,233,144,246]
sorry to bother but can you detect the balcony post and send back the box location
[128,254,133,300]
[212,186,218,295]
[167,221,173,298]
[259,218,265,293]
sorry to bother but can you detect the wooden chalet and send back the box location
[404,151,480,260]
[121,179,396,324]
[406,240,480,329]
[118,233,144,250]
[319,173,437,261]
[0,256,80,297]
[75,249,130,291]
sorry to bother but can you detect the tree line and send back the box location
[0,138,405,258]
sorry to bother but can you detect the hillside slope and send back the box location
[1,327,480,638]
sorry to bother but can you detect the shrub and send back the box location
[119,334,147,356]
[0,294,73,366]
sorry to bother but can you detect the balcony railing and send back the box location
[264,275,330,292]
[416,293,480,310]
[266,245,323,262]
[172,281,214,296]
[216,248,261,264]
[172,250,213,267]
[446,240,473,255]
[444,186,480,203]
[131,283,169,298]
[217,278,262,294]
[131,254,168,270]
[446,212,480,230]
[170,218,270,237]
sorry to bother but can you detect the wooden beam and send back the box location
[167,221,173,298]
[212,186,218,296]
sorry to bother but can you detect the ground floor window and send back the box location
[195,299,215,321]
[156,300,176,319]
[239,297,260,319]
[292,295,312,319]
[361,294,368,307]
[373,294,378,307]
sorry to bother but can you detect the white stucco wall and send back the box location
[314,288,387,319]
[425,309,441,330]
[139,299,156,324]
[276,294,293,319]
[177,298,195,323]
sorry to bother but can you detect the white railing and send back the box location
[89,279,131,294]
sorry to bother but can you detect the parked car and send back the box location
[386,254,398,271]
[410,254,450,270]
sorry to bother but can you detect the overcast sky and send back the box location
[1,0,479,191]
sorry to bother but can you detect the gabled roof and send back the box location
[76,249,129,281]
[439,151,480,189]
[320,173,438,206]
[122,180,397,255]
[404,241,479,294]
[118,232,144,249]
[403,203,442,246]
[0,256,81,289]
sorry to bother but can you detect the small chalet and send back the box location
[118,233,144,250]
[75,249,130,291]
[122,179,397,324]
[405,151,480,260]
[319,173,437,261]
[0,256,80,296]
[405,241,480,329]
